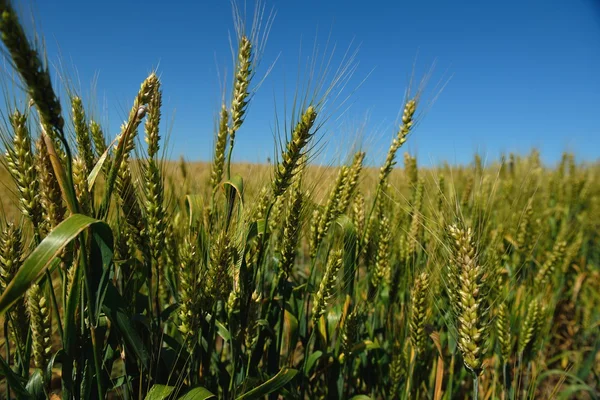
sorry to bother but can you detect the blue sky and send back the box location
[17,0,600,166]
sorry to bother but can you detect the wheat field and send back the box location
[0,1,598,399]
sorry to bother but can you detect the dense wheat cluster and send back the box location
[0,1,598,399]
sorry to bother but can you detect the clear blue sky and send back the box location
[18,0,600,166]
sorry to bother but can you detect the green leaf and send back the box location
[185,194,205,228]
[89,223,115,323]
[222,174,244,205]
[46,349,65,386]
[215,319,232,341]
[236,368,298,400]
[178,386,215,399]
[0,355,31,399]
[223,174,244,228]
[25,369,44,399]
[145,384,175,400]
[304,351,323,376]
[246,219,268,243]
[335,215,357,295]
[103,283,151,371]
[0,214,108,317]
[349,340,380,356]
[87,140,112,189]
[349,396,372,400]
[283,309,299,359]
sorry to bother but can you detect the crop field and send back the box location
[0,0,598,399]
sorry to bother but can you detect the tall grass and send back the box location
[0,1,598,399]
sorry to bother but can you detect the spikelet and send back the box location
[0,224,22,292]
[121,73,160,158]
[351,192,365,239]
[178,236,200,352]
[90,120,107,159]
[309,208,321,257]
[27,283,52,372]
[389,341,408,399]
[145,81,162,159]
[516,200,535,260]
[279,183,303,279]
[407,178,425,259]
[268,191,286,233]
[311,166,348,257]
[0,4,64,136]
[363,199,384,264]
[66,256,78,296]
[207,232,234,303]
[562,232,583,273]
[534,239,566,290]
[244,290,262,351]
[72,157,91,215]
[71,96,95,174]
[404,152,418,188]
[372,216,391,288]
[35,137,66,233]
[143,83,166,263]
[210,104,229,194]
[5,110,43,229]
[338,151,365,214]
[409,271,430,355]
[251,186,271,222]
[312,249,343,323]
[113,74,160,238]
[518,297,542,358]
[273,106,317,199]
[230,35,252,141]
[0,223,28,347]
[378,99,417,190]
[496,301,511,364]
[448,224,488,375]
[340,306,362,356]
[144,160,166,261]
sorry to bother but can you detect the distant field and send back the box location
[0,0,598,398]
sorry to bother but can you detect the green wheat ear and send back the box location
[6,109,43,230]
[372,215,391,289]
[273,106,317,199]
[448,224,488,376]
[0,223,29,355]
[495,301,511,364]
[230,35,253,142]
[90,120,107,159]
[378,98,417,190]
[312,249,343,324]
[71,96,95,174]
[0,2,64,135]
[409,271,430,356]
[27,282,52,374]
[279,182,303,280]
[337,151,365,214]
[211,104,229,194]
[35,137,66,233]
[311,165,348,257]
